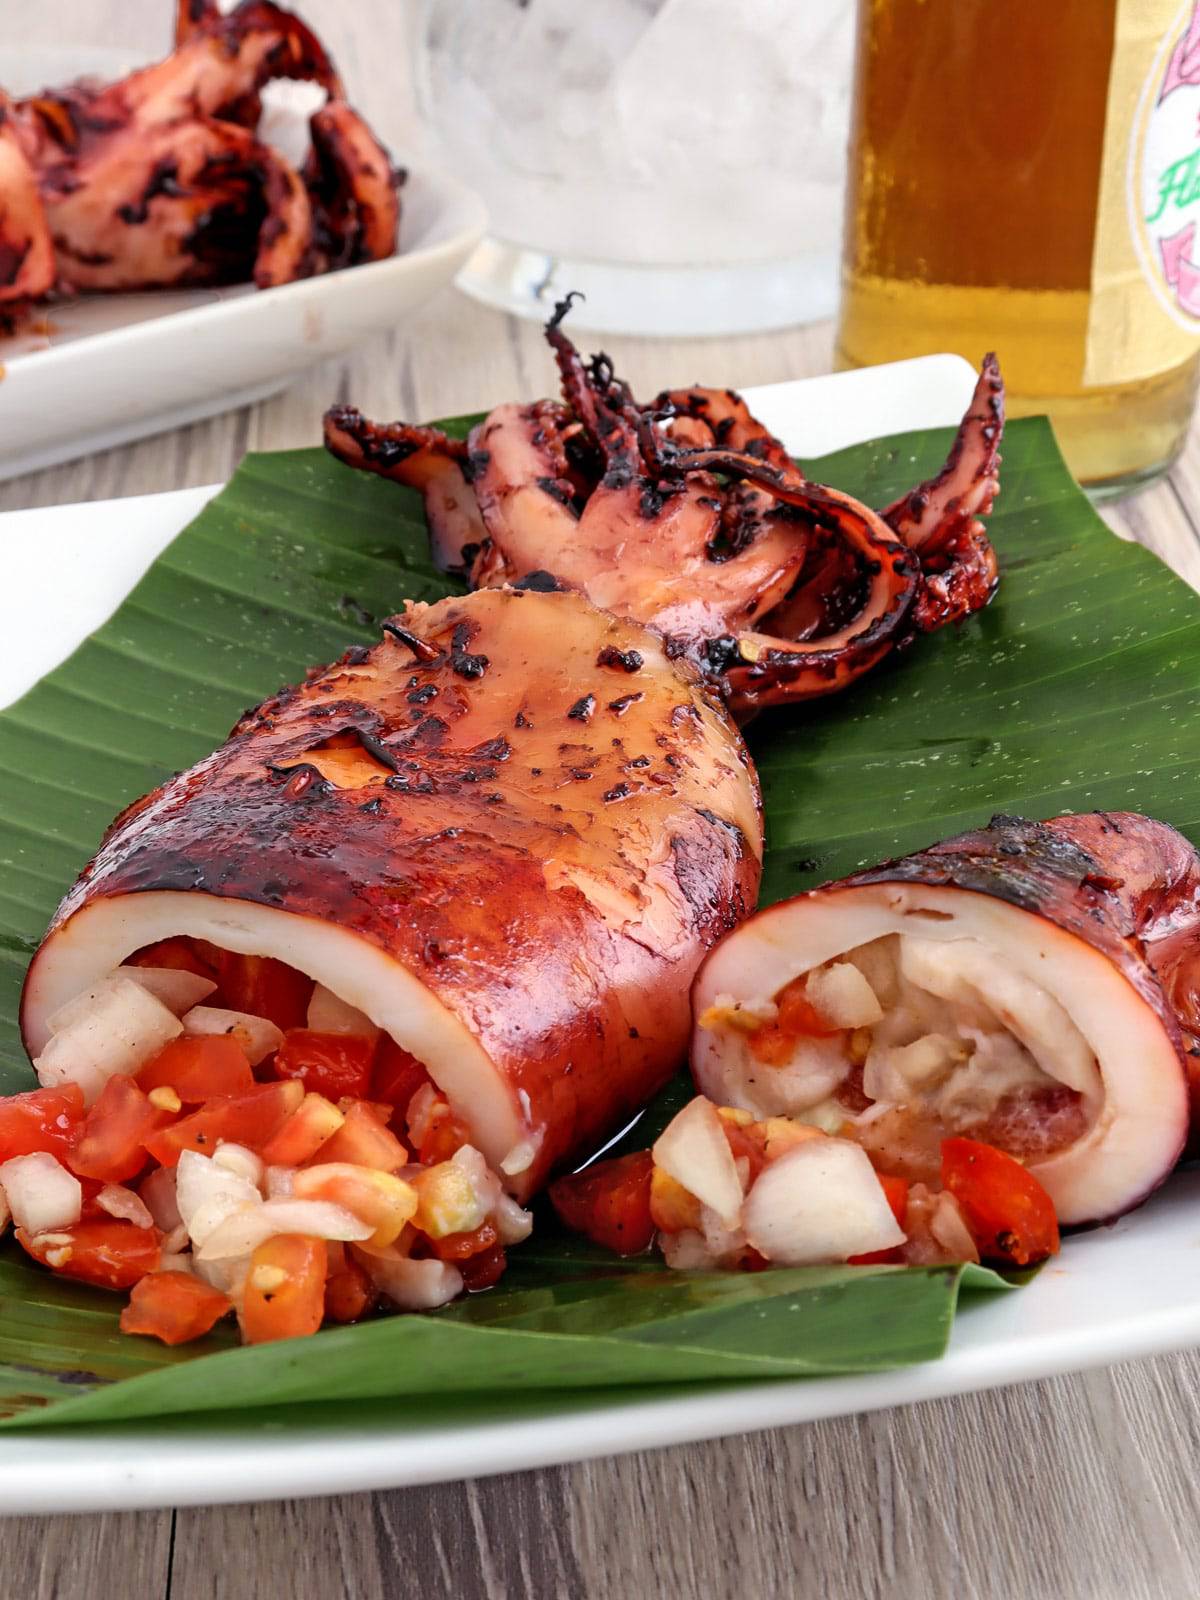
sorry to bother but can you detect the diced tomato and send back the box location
[240,1234,327,1344]
[128,938,217,981]
[260,1092,344,1166]
[18,1219,161,1290]
[208,953,313,1033]
[429,1220,498,1262]
[315,1100,408,1172]
[460,1241,507,1291]
[0,1083,85,1164]
[120,1270,231,1344]
[417,1108,471,1167]
[749,977,839,1065]
[67,1076,168,1184]
[941,1137,1060,1267]
[293,1163,417,1247]
[648,1166,702,1233]
[352,1100,396,1126]
[849,1172,910,1266]
[722,1120,767,1187]
[324,1253,375,1324]
[142,1080,303,1167]
[273,1030,374,1101]
[76,1176,109,1220]
[372,1037,432,1120]
[549,1151,655,1255]
[776,978,840,1038]
[879,1172,909,1226]
[137,1035,254,1102]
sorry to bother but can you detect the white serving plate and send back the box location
[0,164,486,480]
[5,354,1198,1517]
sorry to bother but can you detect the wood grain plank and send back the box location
[1103,475,1200,594]
[168,1353,1200,1600]
[13,10,1200,1600]
[0,1509,171,1600]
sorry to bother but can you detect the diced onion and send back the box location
[492,1193,533,1245]
[175,1149,262,1247]
[139,1166,182,1233]
[353,1249,463,1310]
[181,1006,283,1066]
[652,1097,744,1229]
[742,1139,905,1266]
[265,1165,295,1199]
[118,966,217,1016]
[96,1184,155,1229]
[0,1152,82,1234]
[193,1253,250,1308]
[306,984,380,1041]
[659,1228,716,1270]
[36,976,182,1104]
[196,1198,373,1261]
[212,1143,265,1189]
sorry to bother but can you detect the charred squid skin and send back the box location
[323,313,1001,721]
[899,811,1200,1137]
[882,354,1004,554]
[322,406,486,573]
[691,811,1195,1228]
[652,385,801,478]
[881,354,1004,633]
[713,481,921,716]
[23,589,762,1202]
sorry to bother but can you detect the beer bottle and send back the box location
[835,0,1200,496]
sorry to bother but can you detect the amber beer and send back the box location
[836,0,1200,493]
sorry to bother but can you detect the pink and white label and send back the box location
[1135,2,1200,328]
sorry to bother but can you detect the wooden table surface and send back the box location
[7,6,1200,1597]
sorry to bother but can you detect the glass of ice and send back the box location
[413,0,852,337]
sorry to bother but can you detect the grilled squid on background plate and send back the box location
[13,588,760,1340]
[553,813,1195,1275]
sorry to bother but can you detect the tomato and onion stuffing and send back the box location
[0,940,534,1344]
[550,1096,1059,1273]
[552,812,1200,1279]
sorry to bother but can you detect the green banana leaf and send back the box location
[0,411,1182,1428]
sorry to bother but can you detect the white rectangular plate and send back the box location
[3,354,1195,1516]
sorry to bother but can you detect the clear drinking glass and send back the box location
[412,0,852,337]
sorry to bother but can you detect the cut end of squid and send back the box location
[692,858,1189,1229]
[21,891,530,1197]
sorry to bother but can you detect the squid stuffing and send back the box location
[324,302,1002,720]
[552,812,1198,1276]
[0,0,399,320]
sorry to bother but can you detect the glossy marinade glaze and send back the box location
[23,588,762,1199]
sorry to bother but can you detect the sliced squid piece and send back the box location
[692,813,1196,1226]
[22,589,761,1203]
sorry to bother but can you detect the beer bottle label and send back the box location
[1086,0,1200,386]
